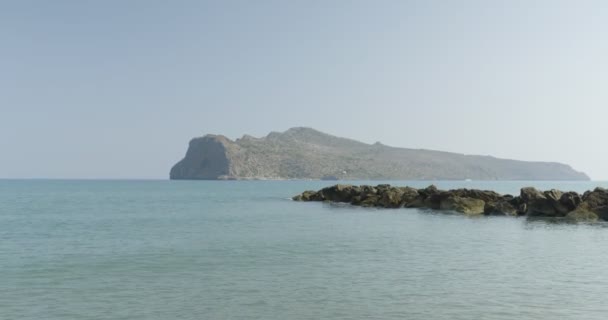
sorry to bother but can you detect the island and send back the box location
[170,127,589,181]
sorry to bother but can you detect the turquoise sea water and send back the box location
[2,179,608,320]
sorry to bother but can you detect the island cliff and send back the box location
[170,127,589,181]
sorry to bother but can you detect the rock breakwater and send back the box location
[293,184,608,221]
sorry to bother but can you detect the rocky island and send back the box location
[170,127,589,181]
[293,184,608,221]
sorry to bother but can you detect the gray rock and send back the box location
[400,187,421,207]
[566,208,598,222]
[319,184,359,202]
[292,190,321,201]
[359,195,380,207]
[439,197,486,215]
[486,201,518,216]
[520,187,568,217]
[559,191,583,211]
[377,187,406,208]
[582,188,608,208]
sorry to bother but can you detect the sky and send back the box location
[1,0,607,179]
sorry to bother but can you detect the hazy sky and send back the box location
[2,1,607,179]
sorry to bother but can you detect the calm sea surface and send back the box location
[2,179,608,320]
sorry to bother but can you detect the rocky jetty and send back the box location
[293,184,608,221]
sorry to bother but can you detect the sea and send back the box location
[2,179,608,320]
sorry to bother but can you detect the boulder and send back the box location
[400,187,421,207]
[420,186,445,210]
[505,196,527,215]
[319,184,359,202]
[520,187,567,217]
[485,200,518,216]
[543,189,570,215]
[451,189,504,214]
[359,195,380,207]
[425,193,445,210]
[377,187,406,208]
[439,196,486,215]
[559,191,582,212]
[517,203,528,215]
[417,185,441,208]
[582,187,608,208]
[452,189,503,203]
[375,184,392,191]
[292,190,321,201]
[573,188,608,220]
[596,206,608,220]
[418,185,439,198]
[360,185,378,197]
[565,208,599,222]
[352,185,379,206]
